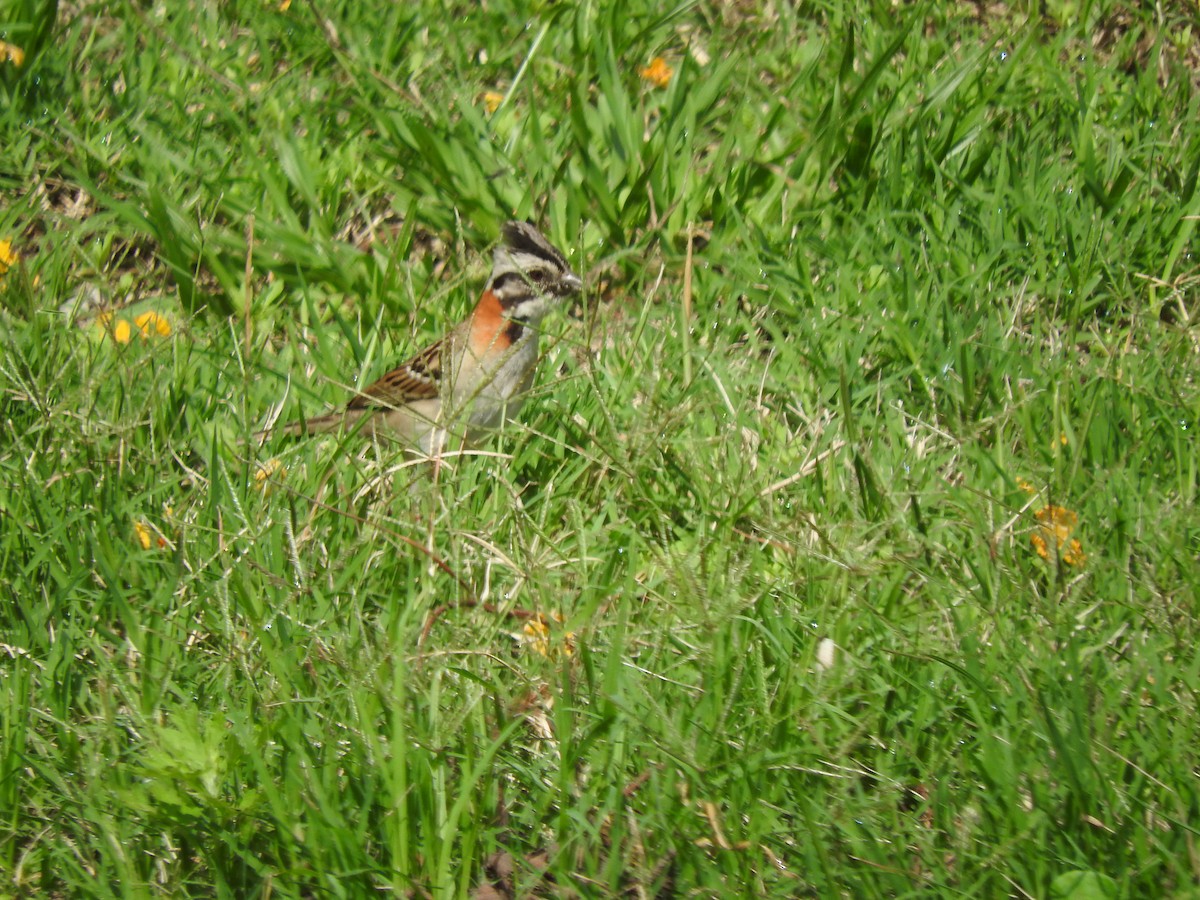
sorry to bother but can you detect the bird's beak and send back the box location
[563,271,583,294]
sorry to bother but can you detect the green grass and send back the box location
[2,0,1200,896]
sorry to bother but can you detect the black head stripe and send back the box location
[501,221,568,271]
[490,271,527,296]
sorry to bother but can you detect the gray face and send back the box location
[489,222,583,322]
[494,249,581,291]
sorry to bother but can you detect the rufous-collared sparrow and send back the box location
[264,221,582,454]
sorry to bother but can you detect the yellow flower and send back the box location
[1061,538,1085,566]
[134,521,153,550]
[278,0,291,10]
[134,311,171,337]
[0,41,24,67]
[640,57,673,88]
[254,458,286,493]
[97,310,171,343]
[0,238,17,278]
[482,91,504,115]
[522,612,575,659]
[1016,477,1035,494]
[1031,504,1086,566]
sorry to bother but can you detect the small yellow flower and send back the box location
[97,310,171,343]
[278,0,291,10]
[1016,477,1035,494]
[1031,504,1086,566]
[482,91,504,115]
[522,612,576,659]
[0,238,17,278]
[522,619,550,656]
[134,311,171,337]
[134,521,153,550]
[254,458,286,493]
[640,57,673,88]
[0,41,25,67]
[1030,532,1047,559]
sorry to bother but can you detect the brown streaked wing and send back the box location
[346,339,444,410]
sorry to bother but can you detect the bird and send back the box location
[264,220,583,454]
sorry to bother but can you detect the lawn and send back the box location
[2,0,1199,896]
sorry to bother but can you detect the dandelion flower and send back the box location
[0,42,24,67]
[482,91,504,115]
[134,311,171,337]
[1061,538,1085,566]
[640,57,673,88]
[98,310,171,343]
[521,612,575,659]
[1031,504,1086,566]
[254,458,286,494]
[0,238,17,279]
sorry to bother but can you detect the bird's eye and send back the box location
[529,270,548,283]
